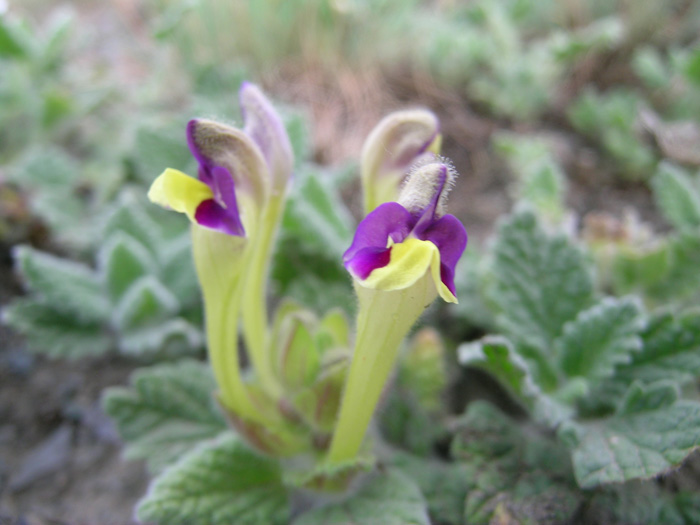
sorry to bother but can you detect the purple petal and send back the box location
[343,202,414,264]
[417,214,467,296]
[194,199,245,236]
[239,82,294,186]
[187,120,214,184]
[345,246,392,280]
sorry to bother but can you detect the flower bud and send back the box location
[361,109,441,214]
[239,82,294,194]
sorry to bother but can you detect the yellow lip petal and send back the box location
[147,168,214,223]
[360,237,458,303]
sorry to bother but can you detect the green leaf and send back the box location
[277,317,319,390]
[158,234,200,307]
[458,336,540,410]
[0,14,31,58]
[452,401,580,524]
[2,298,111,358]
[633,47,671,90]
[40,8,74,71]
[658,233,700,302]
[14,246,109,324]
[491,209,594,352]
[101,189,162,253]
[113,276,179,331]
[572,401,700,488]
[557,297,644,382]
[392,453,472,525]
[272,251,352,314]
[98,233,155,300]
[294,470,429,525]
[119,318,203,356]
[283,109,311,167]
[652,162,700,232]
[103,360,226,473]
[380,384,446,456]
[282,169,354,260]
[613,310,700,387]
[683,46,700,87]
[493,132,566,222]
[136,434,288,525]
[13,147,79,188]
[134,124,195,185]
[616,381,679,416]
[611,242,670,294]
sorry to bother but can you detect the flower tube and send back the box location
[326,159,467,466]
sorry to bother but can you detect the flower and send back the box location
[326,159,467,466]
[148,119,267,237]
[344,160,467,303]
[147,82,293,237]
[146,83,293,421]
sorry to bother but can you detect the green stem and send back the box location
[326,276,436,465]
[241,194,285,396]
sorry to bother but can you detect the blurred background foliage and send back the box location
[2,0,700,419]
[2,0,700,522]
[2,0,700,409]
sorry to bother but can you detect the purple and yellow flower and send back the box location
[148,82,292,237]
[146,83,293,421]
[327,159,467,466]
[345,161,466,303]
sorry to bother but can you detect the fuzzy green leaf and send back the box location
[651,232,700,303]
[14,246,109,323]
[493,133,566,222]
[294,470,429,525]
[283,109,311,167]
[458,336,540,409]
[2,298,110,358]
[158,234,200,307]
[103,360,226,473]
[98,232,155,301]
[392,453,473,525]
[614,310,700,387]
[572,401,700,488]
[113,276,179,331]
[616,381,679,416]
[119,318,203,356]
[13,148,79,188]
[612,242,670,294]
[101,189,163,253]
[282,170,354,260]
[0,15,30,58]
[491,209,594,352]
[557,297,644,382]
[134,124,195,185]
[683,47,700,87]
[452,401,580,524]
[652,162,700,232]
[137,434,288,524]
